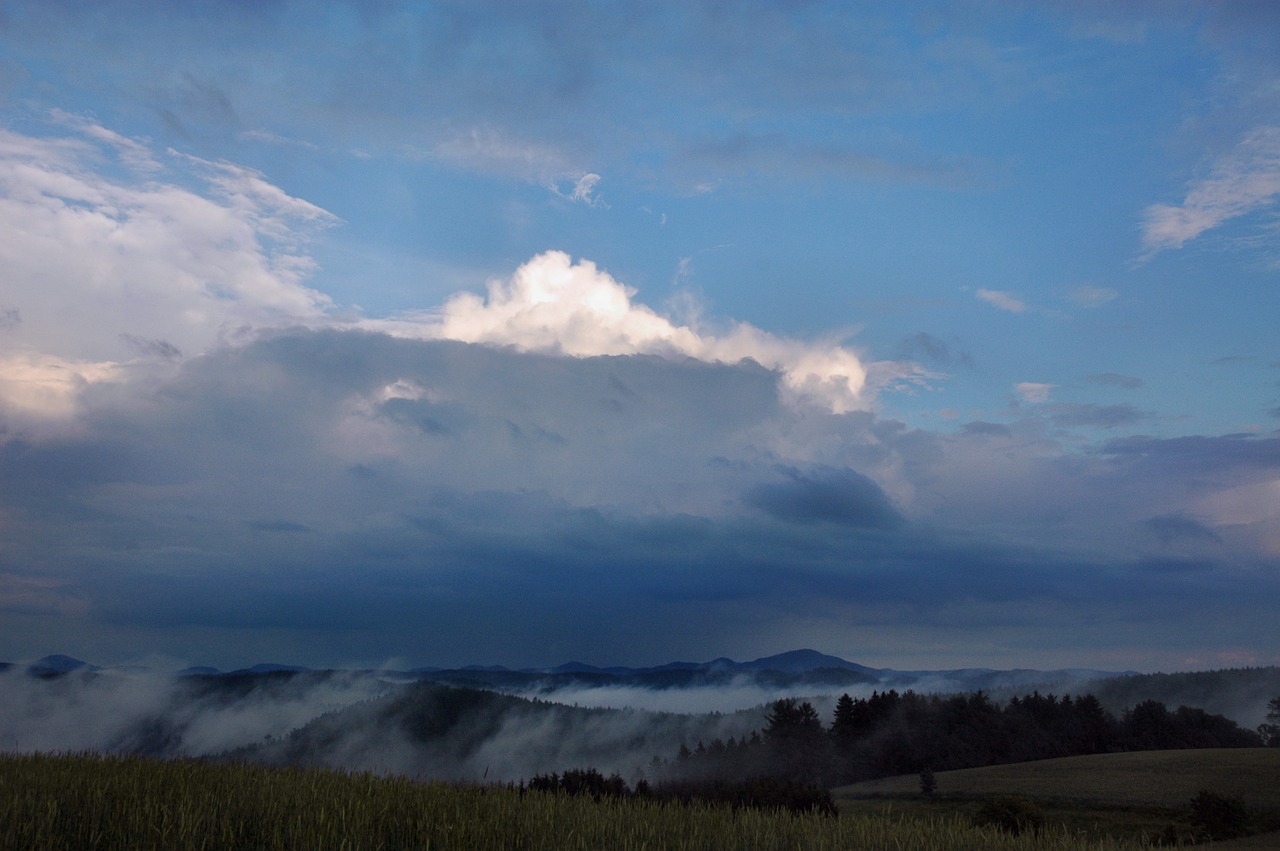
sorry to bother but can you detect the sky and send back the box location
[0,1,1278,674]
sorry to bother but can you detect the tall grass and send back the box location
[1,752,1151,850]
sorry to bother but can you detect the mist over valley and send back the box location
[4,649,1276,785]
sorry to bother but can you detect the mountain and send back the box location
[27,655,97,677]
[231,663,312,674]
[6,648,1125,693]
[738,649,881,675]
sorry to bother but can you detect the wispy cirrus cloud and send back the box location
[1068,285,1118,308]
[0,122,338,418]
[977,288,1029,313]
[1142,126,1280,257]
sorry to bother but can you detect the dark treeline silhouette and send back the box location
[658,690,1264,788]
[524,767,836,816]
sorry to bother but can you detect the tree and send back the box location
[764,698,830,784]
[1260,696,1280,747]
[831,693,858,743]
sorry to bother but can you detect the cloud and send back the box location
[0,3,1005,192]
[1015,382,1053,403]
[1141,514,1222,546]
[1,329,1278,669]
[378,251,870,414]
[1088,373,1144,390]
[424,126,579,185]
[1069,285,1118,308]
[896,332,972,368]
[1048,403,1148,429]
[675,132,975,188]
[0,120,876,419]
[557,172,606,207]
[961,421,1012,437]
[0,122,338,418]
[0,120,877,424]
[747,466,902,529]
[1142,126,1280,255]
[977,288,1029,313]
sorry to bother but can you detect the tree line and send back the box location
[657,689,1267,788]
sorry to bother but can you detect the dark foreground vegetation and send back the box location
[0,752,1153,850]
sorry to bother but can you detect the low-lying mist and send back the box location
[0,668,391,756]
[3,663,1275,785]
[0,669,767,783]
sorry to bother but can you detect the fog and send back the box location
[0,668,391,756]
[0,669,766,782]
[3,664,1274,784]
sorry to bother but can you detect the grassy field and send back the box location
[1,751,1153,850]
[834,749,1280,847]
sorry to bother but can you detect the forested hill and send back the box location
[217,681,765,782]
[1080,666,1280,730]
[664,689,1269,789]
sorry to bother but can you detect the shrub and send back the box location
[1188,789,1249,840]
[972,796,1045,836]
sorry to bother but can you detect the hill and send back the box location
[835,748,1280,811]
[835,749,1280,847]
[1080,667,1280,730]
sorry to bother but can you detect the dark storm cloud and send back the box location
[1100,432,1280,474]
[247,520,312,534]
[1048,403,1149,429]
[961,420,1011,437]
[1141,514,1222,545]
[1,327,1278,668]
[746,466,902,528]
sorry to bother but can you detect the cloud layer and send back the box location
[0,118,1278,673]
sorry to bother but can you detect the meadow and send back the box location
[834,749,1280,848]
[2,751,1153,851]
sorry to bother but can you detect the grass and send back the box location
[0,751,1152,850]
[833,748,1280,847]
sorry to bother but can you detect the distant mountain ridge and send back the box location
[4,648,1127,687]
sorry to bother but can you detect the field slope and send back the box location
[835,749,1280,847]
[834,748,1280,810]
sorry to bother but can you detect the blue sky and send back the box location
[0,1,1278,672]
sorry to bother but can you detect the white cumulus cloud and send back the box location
[0,121,877,421]
[376,251,870,413]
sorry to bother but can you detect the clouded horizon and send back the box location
[1,1,1278,674]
